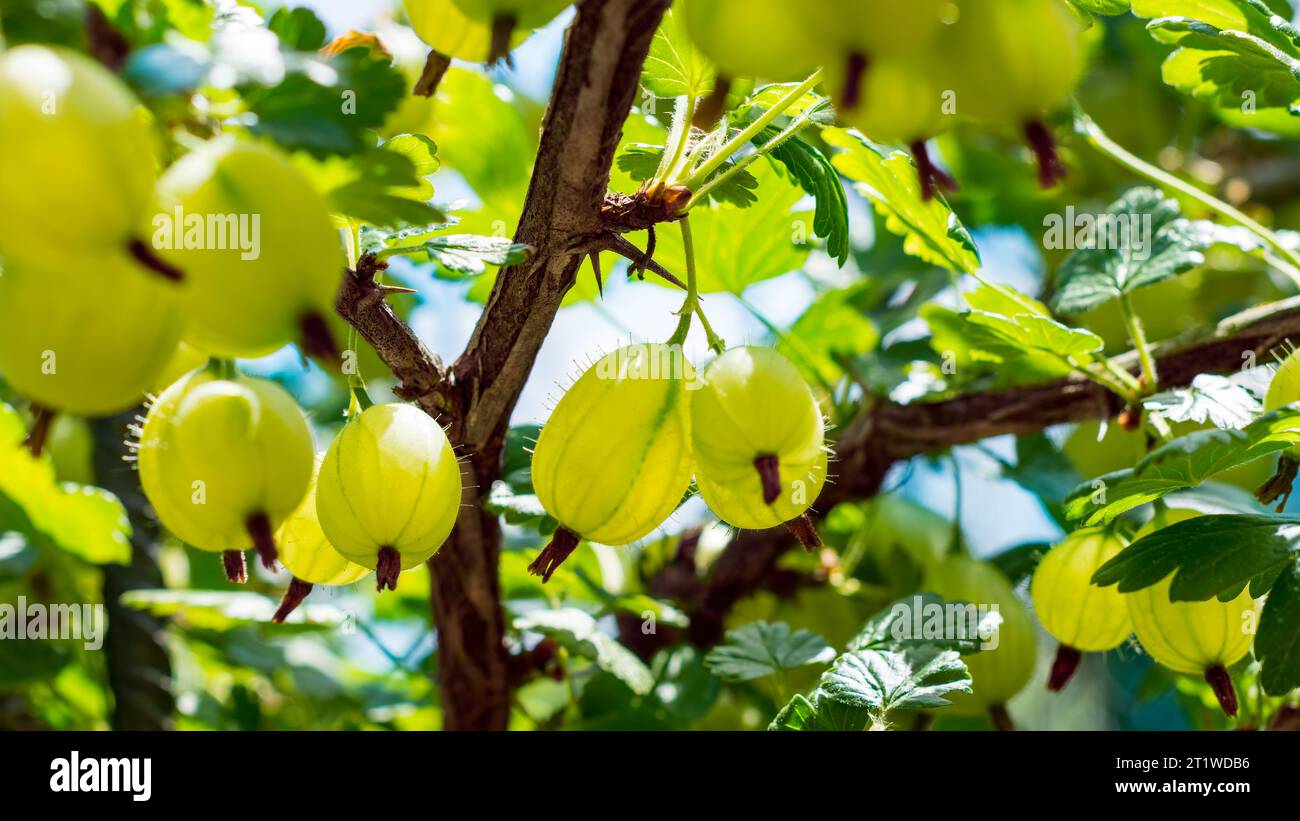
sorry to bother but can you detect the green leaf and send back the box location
[641,7,715,99]
[1142,374,1261,430]
[965,310,1105,360]
[239,46,405,159]
[1256,558,1300,695]
[119,590,347,631]
[1070,0,1133,14]
[1129,1,1300,110]
[1052,188,1218,314]
[818,645,972,716]
[651,163,813,294]
[826,127,980,274]
[514,608,654,695]
[0,405,130,565]
[1093,514,1300,599]
[768,691,872,731]
[703,621,835,681]
[755,126,850,266]
[378,234,532,277]
[848,594,999,655]
[1065,405,1300,524]
[325,139,447,229]
[265,5,327,50]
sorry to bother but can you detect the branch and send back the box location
[673,295,1300,647]
[335,0,670,730]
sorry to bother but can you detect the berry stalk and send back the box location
[528,527,582,584]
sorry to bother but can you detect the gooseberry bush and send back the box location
[5,0,1300,733]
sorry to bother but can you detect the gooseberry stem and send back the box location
[1075,107,1300,277]
[666,217,725,353]
[1117,293,1158,393]
[684,96,825,211]
[681,70,823,192]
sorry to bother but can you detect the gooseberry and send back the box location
[137,367,315,582]
[681,0,817,82]
[316,402,462,592]
[1030,527,1133,692]
[0,45,173,278]
[0,252,183,419]
[530,343,695,581]
[150,138,343,362]
[447,0,572,63]
[272,456,370,623]
[690,346,828,548]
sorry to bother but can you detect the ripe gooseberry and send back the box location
[803,0,946,111]
[942,0,1085,187]
[1126,508,1260,717]
[925,555,1037,725]
[529,343,695,582]
[680,0,817,82]
[690,346,828,549]
[137,366,315,582]
[0,252,183,425]
[446,0,571,63]
[150,138,343,362]
[272,456,370,623]
[0,45,176,279]
[1029,527,1133,692]
[403,0,526,63]
[822,52,958,199]
[315,403,462,592]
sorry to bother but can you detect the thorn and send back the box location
[376,284,418,298]
[629,225,657,281]
[590,250,604,298]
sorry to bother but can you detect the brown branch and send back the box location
[335,0,670,730]
[670,295,1300,649]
